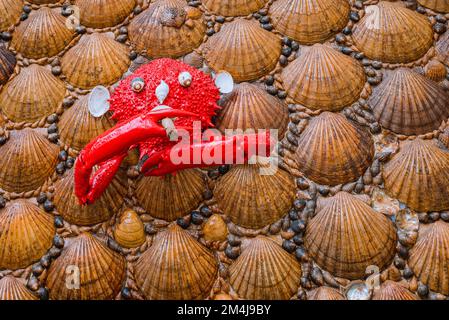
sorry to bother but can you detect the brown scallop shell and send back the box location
[74,0,136,29]
[229,236,301,300]
[372,281,418,300]
[368,68,449,135]
[269,0,350,44]
[11,8,75,59]
[424,59,447,82]
[307,287,346,300]
[436,30,449,65]
[418,0,449,12]
[304,192,397,279]
[136,169,205,221]
[0,64,66,123]
[409,221,449,295]
[61,32,130,89]
[46,233,126,300]
[59,95,115,151]
[0,46,16,86]
[28,0,60,3]
[0,0,23,31]
[203,18,281,82]
[114,209,145,249]
[214,164,296,229]
[282,44,366,111]
[215,82,288,137]
[0,200,55,270]
[294,112,374,186]
[0,276,37,300]
[129,0,205,58]
[383,139,449,212]
[203,0,267,16]
[352,2,433,63]
[0,128,58,193]
[135,225,218,300]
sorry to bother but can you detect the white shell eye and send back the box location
[131,77,145,92]
[178,71,192,87]
[214,71,234,94]
[155,80,169,104]
[88,86,110,117]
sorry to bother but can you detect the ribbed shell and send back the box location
[409,221,449,295]
[0,200,55,270]
[135,225,218,300]
[11,8,75,59]
[0,276,37,300]
[0,0,23,31]
[424,59,447,82]
[352,2,433,63]
[53,168,127,226]
[0,129,59,193]
[304,192,397,279]
[229,236,301,300]
[307,287,346,300]
[214,164,296,229]
[383,139,449,212]
[0,47,16,85]
[61,33,130,89]
[59,95,115,151]
[418,0,449,12]
[74,0,136,29]
[216,82,288,137]
[114,209,146,249]
[294,112,374,186]
[136,169,205,221]
[372,281,418,300]
[203,18,281,82]
[436,30,449,65]
[368,68,449,135]
[28,0,60,3]
[282,44,366,110]
[46,233,126,300]
[269,0,350,44]
[0,64,66,123]
[203,0,267,16]
[128,0,205,58]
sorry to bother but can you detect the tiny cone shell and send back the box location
[307,287,346,300]
[372,281,418,300]
[203,0,267,16]
[135,225,218,300]
[0,47,16,86]
[424,59,447,82]
[74,0,136,29]
[436,31,449,65]
[114,209,146,248]
[0,276,37,300]
[229,236,301,300]
[203,214,228,242]
[418,0,449,12]
[0,0,24,31]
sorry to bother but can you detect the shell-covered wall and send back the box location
[0,0,448,301]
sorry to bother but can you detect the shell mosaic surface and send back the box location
[0,0,449,301]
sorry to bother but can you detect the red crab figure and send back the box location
[74,58,274,205]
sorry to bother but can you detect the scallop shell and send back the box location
[269,0,350,44]
[0,128,59,193]
[436,30,449,65]
[28,0,60,3]
[352,2,434,63]
[203,18,281,82]
[307,287,346,300]
[214,164,296,229]
[304,192,397,279]
[383,139,449,212]
[424,59,447,82]
[135,169,205,221]
[294,112,374,186]
[418,0,449,12]
[216,82,288,137]
[114,209,145,249]
[129,0,205,58]
[61,33,130,89]
[0,200,55,270]
[0,0,23,31]
[46,233,126,300]
[368,68,449,135]
[229,236,301,300]
[281,44,366,111]
[10,8,75,59]
[0,64,66,123]
[74,0,136,29]
[0,47,16,86]
[53,168,127,226]
[203,0,267,16]
[135,224,218,300]
[372,281,418,300]
[0,276,37,300]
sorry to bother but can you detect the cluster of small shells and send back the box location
[0,0,448,301]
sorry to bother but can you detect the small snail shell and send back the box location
[114,209,146,248]
[178,71,192,87]
[131,77,145,92]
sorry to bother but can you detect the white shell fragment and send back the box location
[346,281,372,300]
[178,71,192,87]
[214,71,234,94]
[156,80,169,104]
[88,85,111,117]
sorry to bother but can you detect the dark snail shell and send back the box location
[203,0,267,16]
[372,281,418,300]
[417,0,449,12]
[74,0,136,29]
[307,287,346,300]
[0,276,37,300]
[0,46,16,86]
[0,0,23,31]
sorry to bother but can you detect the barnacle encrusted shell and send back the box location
[136,169,205,221]
[114,209,146,249]
[0,276,37,300]
[304,192,397,279]
[11,8,75,59]
[203,18,282,82]
[0,200,55,270]
[409,221,449,295]
[294,112,374,186]
[214,164,296,229]
[74,0,136,29]
[281,44,366,111]
[61,33,130,89]
[0,64,66,123]
[135,225,218,300]
[424,59,447,82]
[0,129,59,193]
[129,0,205,58]
[46,233,126,300]
[229,236,301,300]
[436,30,449,65]
[203,0,266,16]
[418,0,449,12]
[0,0,23,31]
[269,0,350,44]
[383,139,449,212]
[307,287,346,300]
[203,214,228,242]
[352,2,434,63]
[0,47,16,86]
[368,68,449,135]
[372,281,418,300]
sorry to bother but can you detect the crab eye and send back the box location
[178,71,192,87]
[131,77,145,92]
